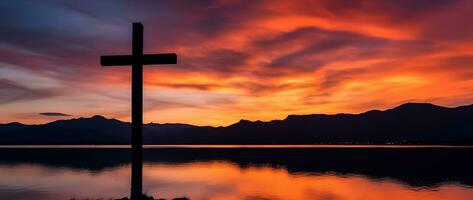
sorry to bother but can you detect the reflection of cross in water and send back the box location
[101,22,177,200]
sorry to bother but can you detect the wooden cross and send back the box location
[100,22,177,199]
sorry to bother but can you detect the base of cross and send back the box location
[115,195,190,200]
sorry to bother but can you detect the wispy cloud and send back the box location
[0,79,64,104]
[39,112,71,117]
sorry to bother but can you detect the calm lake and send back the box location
[0,145,472,200]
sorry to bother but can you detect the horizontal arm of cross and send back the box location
[100,53,177,66]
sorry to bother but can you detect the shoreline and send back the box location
[0,144,472,149]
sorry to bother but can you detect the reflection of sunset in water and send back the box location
[1,161,471,200]
[144,162,473,200]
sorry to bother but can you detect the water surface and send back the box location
[0,146,472,200]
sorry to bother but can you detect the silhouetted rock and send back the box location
[114,195,189,200]
[115,194,153,200]
[1,102,473,144]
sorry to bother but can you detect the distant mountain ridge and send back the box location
[1,103,473,144]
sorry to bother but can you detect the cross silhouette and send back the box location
[100,22,177,199]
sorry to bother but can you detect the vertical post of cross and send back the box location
[131,22,143,200]
[100,22,177,199]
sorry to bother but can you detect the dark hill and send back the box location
[1,103,473,144]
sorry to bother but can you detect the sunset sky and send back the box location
[1,0,473,126]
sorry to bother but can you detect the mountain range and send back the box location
[1,103,473,144]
